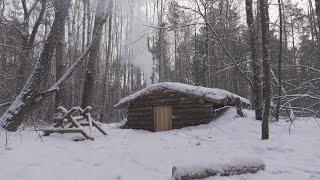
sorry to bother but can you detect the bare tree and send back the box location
[16,0,47,93]
[55,14,67,108]
[81,0,109,108]
[315,0,320,70]
[259,0,271,140]
[315,0,320,32]
[0,0,71,131]
[245,0,263,120]
[99,0,113,122]
[275,0,283,121]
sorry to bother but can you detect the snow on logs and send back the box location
[172,159,265,180]
[42,106,107,140]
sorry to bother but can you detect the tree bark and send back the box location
[314,0,320,69]
[204,1,209,87]
[245,0,263,120]
[55,17,67,108]
[315,0,320,32]
[0,0,70,131]
[275,0,283,121]
[259,0,271,140]
[100,3,113,122]
[82,0,87,52]
[81,0,107,108]
[16,0,47,94]
[0,9,4,70]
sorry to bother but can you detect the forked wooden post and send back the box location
[42,106,107,140]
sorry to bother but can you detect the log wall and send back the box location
[125,106,154,131]
[123,89,224,131]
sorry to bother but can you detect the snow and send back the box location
[115,82,251,107]
[1,109,320,180]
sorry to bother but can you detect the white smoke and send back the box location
[95,0,112,16]
[122,0,156,81]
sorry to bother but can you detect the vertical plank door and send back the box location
[154,106,172,132]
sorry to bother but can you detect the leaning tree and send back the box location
[0,0,71,131]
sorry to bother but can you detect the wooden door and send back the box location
[154,106,172,132]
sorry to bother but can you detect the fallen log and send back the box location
[41,128,94,140]
[172,159,265,180]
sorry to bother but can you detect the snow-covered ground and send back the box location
[1,109,320,180]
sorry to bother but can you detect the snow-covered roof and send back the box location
[115,82,251,108]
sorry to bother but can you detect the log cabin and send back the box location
[115,82,251,132]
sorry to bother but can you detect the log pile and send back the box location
[172,160,265,180]
[42,106,107,140]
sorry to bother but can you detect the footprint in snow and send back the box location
[27,162,40,167]
[74,158,84,162]
[113,176,122,180]
[55,146,65,150]
[93,162,103,167]
[96,146,105,150]
[266,147,294,153]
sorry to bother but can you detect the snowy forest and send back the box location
[0,0,320,179]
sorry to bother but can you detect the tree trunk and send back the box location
[16,0,31,94]
[0,0,70,131]
[259,0,271,140]
[315,0,320,32]
[55,18,67,108]
[308,0,320,69]
[16,0,47,94]
[204,1,209,87]
[158,0,167,82]
[82,0,87,52]
[311,0,320,70]
[315,0,320,69]
[245,0,263,120]
[275,0,283,121]
[100,5,113,122]
[86,0,91,46]
[0,10,4,70]
[81,0,107,108]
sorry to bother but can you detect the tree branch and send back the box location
[27,0,40,17]
[21,0,28,20]
[34,14,108,102]
[0,102,11,108]
[28,0,47,47]
[194,0,254,88]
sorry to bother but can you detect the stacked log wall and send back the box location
[124,89,226,131]
[172,103,213,129]
[126,106,154,131]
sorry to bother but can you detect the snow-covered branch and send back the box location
[39,14,108,98]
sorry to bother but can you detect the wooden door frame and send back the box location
[154,105,172,132]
